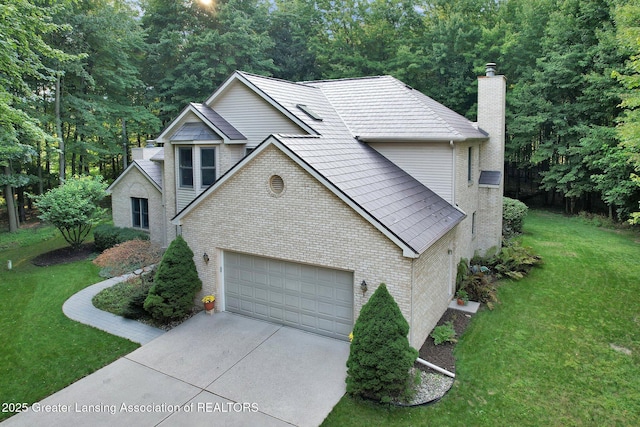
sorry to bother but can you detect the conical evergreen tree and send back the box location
[144,235,202,323]
[346,283,418,403]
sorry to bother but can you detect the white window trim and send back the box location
[200,146,217,188]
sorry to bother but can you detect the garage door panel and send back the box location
[317,301,334,316]
[254,303,269,317]
[334,306,352,321]
[254,288,268,302]
[317,284,334,299]
[285,277,300,292]
[284,294,299,309]
[240,285,254,297]
[269,276,284,290]
[224,252,353,341]
[300,282,316,296]
[335,288,351,301]
[301,298,316,312]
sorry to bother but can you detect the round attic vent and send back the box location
[269,175,285,195]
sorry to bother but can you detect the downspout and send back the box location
[410,259,415,347]
[450,140,455,205]
[416,358,455,378]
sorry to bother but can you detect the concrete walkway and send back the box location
[62,268,165,345]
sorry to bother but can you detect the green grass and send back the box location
[322,211,640,426]
[0,225,139,421]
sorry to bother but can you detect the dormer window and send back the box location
[179,147,193,188]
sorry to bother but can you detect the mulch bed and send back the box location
[31,243,96,266]
[417,308,474,374]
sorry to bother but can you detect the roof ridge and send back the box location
[387,77,463,138]
[237,70,319,90]
[303,75,389,85]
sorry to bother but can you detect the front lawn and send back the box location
[323,210,640,426]
[0,225,139,421]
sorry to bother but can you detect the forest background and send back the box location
[1,0,639,232]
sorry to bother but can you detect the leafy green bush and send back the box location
[346,283,418,403]
[461,271,498,308]
[144,236,202,324]
[503,197,528,238]
[93,224,149,252]
[33,175,108,249]
[455,258,469,293]
[431,321,457,345]
[491,239,542,280]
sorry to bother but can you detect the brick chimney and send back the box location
[476,62,506,255]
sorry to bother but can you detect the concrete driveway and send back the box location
[2,312,350,427]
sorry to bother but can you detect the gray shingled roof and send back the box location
[134,159,162,189]
[171,122,221,141]
[309,76,488,141]
[176,72,478,254]
[191,103,246,140]
[276,135,465,253]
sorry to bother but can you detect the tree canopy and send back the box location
[3,0,640,229]
[33,175,107,249]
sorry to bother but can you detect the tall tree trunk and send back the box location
[37,139,43,195]
[122,118,128,170]
[4,166,18,232]
[56,74,64,185]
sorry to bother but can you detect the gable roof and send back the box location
[107,159,162,194]
[156,103,246,142]
[308,76,488,142]
[190,103,246,140]
[171,71,486,256]
[277,135,466,253]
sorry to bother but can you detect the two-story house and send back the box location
[107,64,506,347]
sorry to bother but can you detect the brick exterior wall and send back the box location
[109,167,164,245]
[476,75,507,255]
[410,229,456,346]
[178,144,445,345]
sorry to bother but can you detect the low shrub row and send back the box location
[93,224,149,253]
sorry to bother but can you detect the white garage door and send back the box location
[224,252,353,341]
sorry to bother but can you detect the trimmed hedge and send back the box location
[93,224,149,252]
[503,197,528,238]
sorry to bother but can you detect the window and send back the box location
[179,147,193,188]
[472,212,477,236]
[245,147,255,156]
[201,147,216,187]
[467,146,473,182]
[132,198,149,229]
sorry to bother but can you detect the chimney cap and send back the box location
[485,62,497,77]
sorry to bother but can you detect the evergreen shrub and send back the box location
[144,236,202,323]
[503,197,528,237]
[346,283,418,403]
[94,224,149,252]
